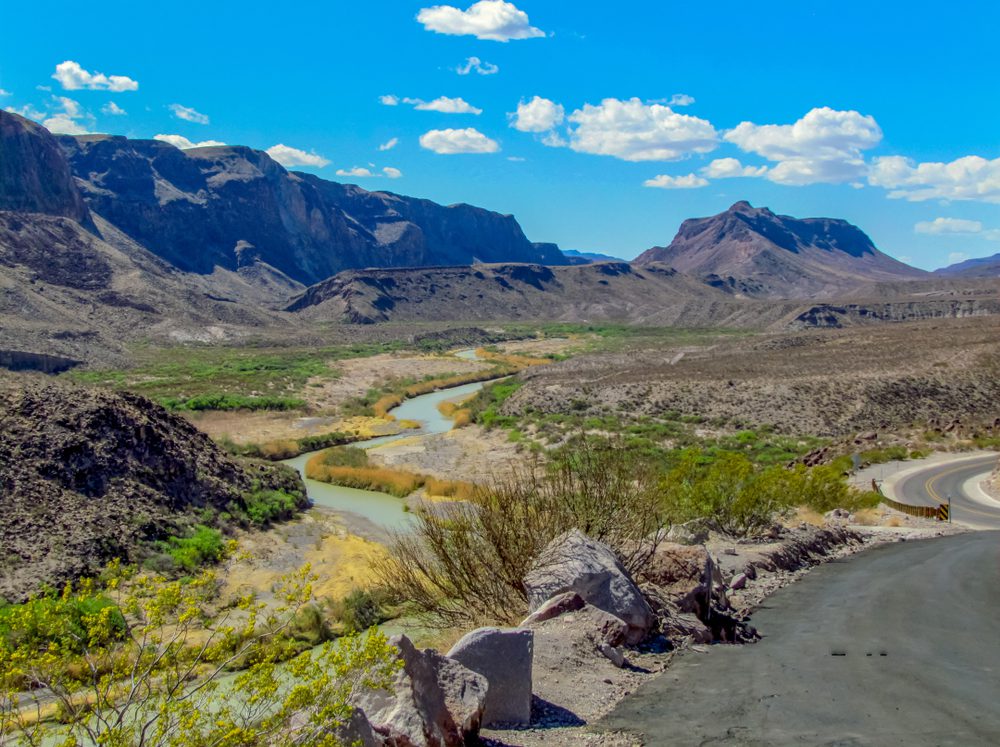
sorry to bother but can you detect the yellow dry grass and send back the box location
[789,506,827,527]
[305,461,423,498]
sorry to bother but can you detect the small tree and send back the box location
[0,562,399,746]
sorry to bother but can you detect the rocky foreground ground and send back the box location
[331,513,959,747]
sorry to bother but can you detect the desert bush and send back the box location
[160,393,305,412]
[661,450,878,535]
[423,476,477,500]
[243,489,299,527]
[375,438,665,626]
[0,563,399,746]
[331,589,386,633]
[161,525,226,571]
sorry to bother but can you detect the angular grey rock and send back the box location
[524,529,655,645]
[332,707,382,747]
[355,634,487,747]
[666,521,710,546]
[598,643,626,668]
[519,591,585,626]
[447,627,533,727]
[730,573,748,591]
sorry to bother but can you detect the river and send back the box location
[281,351,494,530]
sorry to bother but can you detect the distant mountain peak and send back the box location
[635,202,925,298]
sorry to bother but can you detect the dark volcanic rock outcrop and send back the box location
[0,112,90,223]
[635,201,926,298]
[0,378,304,601]
[56,129,566,285]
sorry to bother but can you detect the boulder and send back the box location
[730,573,748,591]
[355,634,487,747]
[524,530,654,644]
[447,627,533,727]
[333,707,383,747]
[665,521,709,546]
[519,591,585,626]
[599,642,626,668]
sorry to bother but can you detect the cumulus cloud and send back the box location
[5,104,46,120]
[154,134,226,149]
[0,89,10,97]
[404,96,482,114]
[869,155,1000,204]
[52,60,138,92]
[643,173,709,189]
[42,97,93,135]
[379,137,399,151]
[266,144,330,168]
[724,107,882,185]
[101,101,127,116]
[380,94,400,106]
[563,98,718,162]
[457,56,499,75]
[948,252,970,265]
[169,103,210,125]
[668,93,695,107]
[419,127,500,154]
[417,0,545,41]
[915,217,983,235]
[510,96,564,133]
[335,166,403,179]
[700,157,768,179]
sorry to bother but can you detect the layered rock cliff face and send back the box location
[0,113,90,223]
[635,201,926,298]
[0,378,304,601]
[57,131,566,285]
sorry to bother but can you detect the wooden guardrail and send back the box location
[871,479,947,520]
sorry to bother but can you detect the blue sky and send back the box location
[2,0,998,269]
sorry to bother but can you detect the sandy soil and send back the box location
[221,508,388,608]
[184,411,403,446]
[367,424,528,483]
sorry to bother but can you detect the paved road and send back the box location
[599,532,1000,745]
[893,454,1000,529]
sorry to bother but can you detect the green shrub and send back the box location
[163,525,225,571]
[242,489,299,527]
[333,589,385,633]
[159,393,305,412]
[0,593,125,654]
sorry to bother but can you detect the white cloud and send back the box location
[564,98,718,162]
[5,104,46,120]
[419,127,500,154]
[510,96,564,133]
[336,165,403,179]
[643,173,709,189]
[266,144,330,168]
[380,94,400,106]
[948,252,970,265]
[169,103,210,125]
[52,60,138,92]
[337,167,375,178]
[457,56,499,75]
[869,155,1000,204]
[404,96,482,114]
[0,89,9,97]
[668,93,695,107]
[507,156,526,162]
[101,101,127,116]
[700,157,768,179]
[724,107,882,185]
[379,137,399,151]
[915,217,983,235]
[417,0,545,41]
[42,97,93,135]
[154,134,226,149]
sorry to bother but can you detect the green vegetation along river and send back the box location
[282,351,494,529]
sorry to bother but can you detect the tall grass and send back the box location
[305,447,477,499]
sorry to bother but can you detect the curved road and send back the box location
[598,456,1000,746]
[892,454,1000,529]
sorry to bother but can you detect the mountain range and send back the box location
[2,110,999,364]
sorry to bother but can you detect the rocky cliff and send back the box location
[0,377,304,601]
[56,128,567,285]
[635,201,926,298]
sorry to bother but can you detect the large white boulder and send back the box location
[524,529,655,645]
[447,627,533,727]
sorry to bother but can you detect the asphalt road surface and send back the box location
[894,454,1000,528]
[599,532,1000,746]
